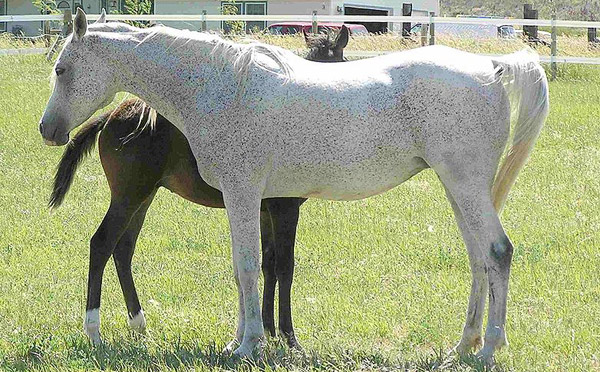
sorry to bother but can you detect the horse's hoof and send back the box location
[233,344,264,360]
[128,310,146,334]
[223,339,240,356]
[452,335,483,355]
[475,349,496,367]
[232,345,253,359]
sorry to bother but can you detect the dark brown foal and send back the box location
[49,27,349,349]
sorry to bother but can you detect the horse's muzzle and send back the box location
[39,120,69,146]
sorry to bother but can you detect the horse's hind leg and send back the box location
[265,198,303,349]
[260,208,277,338]
[443,186,487,354]
[435,167,512,363]
[84,193,152,344]
[112,191,157,334]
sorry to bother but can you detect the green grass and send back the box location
[0,53,599,371]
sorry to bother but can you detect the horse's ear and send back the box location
[95,8,107,24]
[73,8,88,41]
[335,25,350,50]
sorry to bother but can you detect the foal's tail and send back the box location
[491,50,550,213]
[48,112,110,209]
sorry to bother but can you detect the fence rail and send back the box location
[3,12,600,72]
[2,13,600,28]
[2,45,600,66]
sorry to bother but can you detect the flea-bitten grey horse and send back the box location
[47,15,349,349]
[39,9,549,363]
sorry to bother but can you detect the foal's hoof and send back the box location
[128,310,147,334]
[84,325,102,346]
[84,309,102,346]
[283,332,303,351]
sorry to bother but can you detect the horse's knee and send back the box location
[90,233,111,259]
[490,236,513,269]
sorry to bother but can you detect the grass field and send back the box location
[0,49,599,371]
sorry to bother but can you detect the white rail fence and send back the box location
[2,13,600,70]
[3,13,600,27]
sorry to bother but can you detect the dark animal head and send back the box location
[304,25,349,62]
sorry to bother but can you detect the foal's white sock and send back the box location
[128,309,146,333]
[84,308,101,344]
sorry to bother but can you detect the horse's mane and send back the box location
[114,25,296,141]
[210,37,294,86]
[130,26,295,85]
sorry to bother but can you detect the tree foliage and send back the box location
[221,0,245,34]
[122,0,153,28]
[440,0,600,21]
[32,0,60,15]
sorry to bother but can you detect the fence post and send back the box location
[429,12,435,45]
[201,10,207,31]
[402,3,412,37]
[589,27,598,44]
[312,10,318,34]
[420,22,428,46]
[551,13,557,81]
[523,4,538,41]
[62,9,72,37]
[43,15,51,47]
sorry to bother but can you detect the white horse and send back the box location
[39,9,549,363]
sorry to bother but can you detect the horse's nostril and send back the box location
[39,121,44,134]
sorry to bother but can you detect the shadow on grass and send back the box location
[0,334,505,371]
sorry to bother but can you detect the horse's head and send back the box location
[40,9,118,146]
[304,25,349,63]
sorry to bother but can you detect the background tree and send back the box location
[222,0,245,34]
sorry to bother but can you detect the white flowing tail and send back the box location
[491,50,550,213]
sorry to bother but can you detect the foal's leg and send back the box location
[443,186,488,353]
[112,192,156,334]
[222,187,264,358]
[265,198,303,349]
[84,197,147,344]
[260,208,278,338]
[436,171,512,363]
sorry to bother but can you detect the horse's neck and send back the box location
[99,31,235,130]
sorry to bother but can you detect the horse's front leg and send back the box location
[222,186,264,358]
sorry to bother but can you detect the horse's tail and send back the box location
[49,112,110,210]
[491,49,550,213]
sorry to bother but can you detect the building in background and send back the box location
[2,0,439,36]
[3,0,120,35]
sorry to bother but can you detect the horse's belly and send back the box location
[264,155,428,201]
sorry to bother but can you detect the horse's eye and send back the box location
[55,67,65,76]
